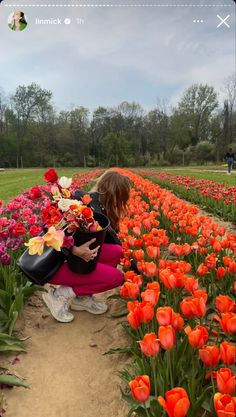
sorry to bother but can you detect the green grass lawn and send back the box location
[144,166,236,186]
[0,168,89,202]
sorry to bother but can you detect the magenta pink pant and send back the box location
[49,244,123,296]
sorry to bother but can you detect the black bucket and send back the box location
[67,212,110,274]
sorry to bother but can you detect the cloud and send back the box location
[0,0,235,110]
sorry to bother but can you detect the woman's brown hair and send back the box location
[93,171,131,231]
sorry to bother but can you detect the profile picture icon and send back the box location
[8,11,27,31]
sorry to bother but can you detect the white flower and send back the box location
[58,176,72,189]
[57,198,75,212]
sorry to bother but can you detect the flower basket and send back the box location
[67,212,110,274]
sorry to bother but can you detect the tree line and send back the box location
[0,75,235,168]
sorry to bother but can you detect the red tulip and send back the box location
[215,368,236,395]
[171,312,184,331]
[129,375,150,403]
[184,325,209,348]
[199,345,221,368]
[139,333,160,357]
[214,393,236,417]
[220,342,236,366]
[158,325,175,350]
[158,387,190,417]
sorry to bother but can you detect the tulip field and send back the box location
[0,168,235,416]
[136,169,236,225]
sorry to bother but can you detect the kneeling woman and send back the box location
[43,171,131,323]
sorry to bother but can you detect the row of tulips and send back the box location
[0,169,103,334]
[136,169,236,225]
[113,169,235,417]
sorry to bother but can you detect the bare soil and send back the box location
[3,289,129,417]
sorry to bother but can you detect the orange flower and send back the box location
[171,312,184,331]
[133,249,145,261]
[158,387,190,417]
[217,267,227,279]
[81,194,92,205]
[184,277,198,294]
[159,268,184,289]
[215,368,236,395]
[146,245,160,259]
[196,263,209,276]
[81,206,93,219]
[193,289,208,302]
[120,282,140,299]
[43,226,64,251]
[184,325,209,348]
[199,345,221,368]
[216,295,235,313]
[141,289,159,306]
[156,307,173,326]
[146,281,160,293]
[158,325,175,350]
[214,393,236,417]
[214,313,236,334]
[205,253,217,269]
[220,342,236,366]
[139,301,154,323]
[139,333,160,357]
[129,375,150,403]
[143,261,157,277]
[180,296,206,318]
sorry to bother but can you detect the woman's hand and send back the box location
[72,238,100,262]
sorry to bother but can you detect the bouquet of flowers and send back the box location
[25,169,102,256]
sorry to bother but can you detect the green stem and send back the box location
[151,357,158,398]
[144,403,152,417]
[167,350,174,388]
[211,372,216,395]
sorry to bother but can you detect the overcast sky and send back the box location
[0,0,235,111]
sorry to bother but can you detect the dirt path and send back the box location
[4,289,129,417]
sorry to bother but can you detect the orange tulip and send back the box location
[139,301,154,323]
[184,325,209,348]
[193,289,208,302]
[214,393,236,417]
[184,277,198,294]
[158,387,190,417]
[141,289,159,306]
[139,333,160,357]
[120,282,140,299]
[81,194,92,205]
[180,296,206,318]
[215,368,236,395]
[158,325,175,350]
[143,261,157,277]
[156,307,173,326]
[196,263,209,276]
[146,281,160,293]
[217,267,227,280]
[205,253,217,269]
[133,249,145,261]
[171,312,184,331]
[220,342,236,366]
[129,375,150,403]
[146,245,160,259]
[214,313,236,334]
[199,344,221,368]
[216,295,235,313]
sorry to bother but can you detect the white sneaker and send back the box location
[70,296,108,315]
[42,288,74,323]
